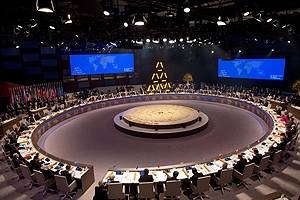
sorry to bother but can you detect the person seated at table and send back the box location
[12,153,26,168]
[233,154,248,173]
[138,168,154,182]
[7,132,18,144]
[4,138,14,152]
[29,113,37,124]
[53,105,61,112]
[34,112,42,120]
[274,105,282,116]
[28,155,42,174]
[215,162,228,178]
[281,111,290,125]
[19,122,29,132]
[40,163,55,181]
[166,171,179,181]
[249,148,263,166]
[60,164,75,185]
[93,181,108,200]
[269,135,288,152]
[190,167,204,187]
[107,174,119,183]
[2,112,10,121]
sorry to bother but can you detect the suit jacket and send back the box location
[41,169,55,180]
[166,176,177,181]
[61,170,74,185]
[250,153,263,166]
[190,172,203,187]
[234,158,247,173]
[93,186,108,200]
[28,160,41,174]
[138,174,154,182]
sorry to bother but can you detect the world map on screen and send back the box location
[70,54,134,75]
[88,55,117,72]
[218,59,285,80]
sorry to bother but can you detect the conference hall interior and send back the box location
[1,0,300,200]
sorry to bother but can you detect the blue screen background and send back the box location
[70,54,134,75]
[218,58,285,80]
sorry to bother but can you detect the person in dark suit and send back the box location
[29,113,36,124]
[138,168,154,182]
[28,155,42,174]
[12,153,26,168]
[93,181,108,200]
[40,163,55,181]
[233,154,248,173]
[215,162,228,178]
[190,167,203,187]
[249,148,263,166]
[166,171,179,181]
[60,165,75,185]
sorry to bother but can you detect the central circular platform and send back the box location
[114,104,209,138]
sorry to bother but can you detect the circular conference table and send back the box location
[28,92,283,191]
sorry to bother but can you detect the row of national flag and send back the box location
[8,82,64,105]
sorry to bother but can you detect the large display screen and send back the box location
[218,58,285,80]
[70,54,134,75]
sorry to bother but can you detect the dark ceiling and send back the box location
[1,0,300,49]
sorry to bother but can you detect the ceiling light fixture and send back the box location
[183,0,191,13]
[36,0,54,13]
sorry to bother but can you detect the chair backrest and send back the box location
[164,180,181,197]
[20,164,34,180]
[195,176,211,193]
[241,163,255,179]
[288,137,297,151]
[54,175,70,192]
[138,182,155,199]
[218,168,233,185]
[107,183,124,199]
[257,156,270,171]
[33,170,47,186]
[270,150,282,167]
[281,141,291,157]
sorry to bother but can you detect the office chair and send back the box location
[34,170,56,197]
[107,182,126,200]
[190,176,211,200]
[253,156,270,180]
[233,163,255,189]
[20,164,39,190]
[213,168,233,194]
[54,174,77,200]
[163,180,181,199]
[137,182,156,199]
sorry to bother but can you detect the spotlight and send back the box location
[153,38,159,43]
[217,15,229,26]
[65,14,72,24]
[36,0,54,13]
[134,13,147,26]
[239,50,241,53]
[211,50,214,54]
[179,38,184,42]
[165,11,174,18]
[287,40,291,43]
[183,0,191,13]
[49,25,55,30]
[146,38,151,43]
[271,48,274,52]
[123,22,129,27]
[103,10,110,16]
[163,38,167,42]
